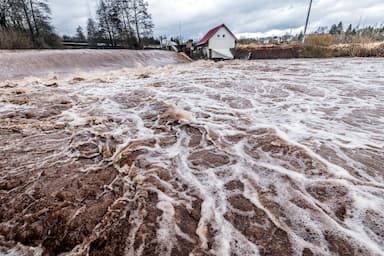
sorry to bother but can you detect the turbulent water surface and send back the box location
[0,58,384,256]
[0,50,189,80]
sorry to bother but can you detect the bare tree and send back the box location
[118,0,134,39]
[0,0,58,48]
[0,0,8,28]
[94,0,154,48]
[87,18,98,46]
[131,0,153,47]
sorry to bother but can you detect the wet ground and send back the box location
[0,57,383,256]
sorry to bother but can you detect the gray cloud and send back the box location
[50,0,97,36]
[49,0,384,38]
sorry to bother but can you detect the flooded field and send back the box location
[0,57,384,256]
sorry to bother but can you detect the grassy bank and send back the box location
[0,29,34,49]
[236,35,384,59]
[0,28,62,49]
[235,43,384,59]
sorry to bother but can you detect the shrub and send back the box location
[304,34,335,47]
[301,45,334,58]
[0,28,62,49]
[0,29,34,49]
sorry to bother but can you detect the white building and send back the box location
[197,24,237,60]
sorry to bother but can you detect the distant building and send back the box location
[197,24,237,60]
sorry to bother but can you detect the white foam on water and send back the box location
[1,58,384,255]
[0,49,189,80]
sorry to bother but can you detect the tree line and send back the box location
[292,22,384,44]
[328,22,384,42]
[0,0,155,49]
[64,0,155,49]
[0,0,60,48]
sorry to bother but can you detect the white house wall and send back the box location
[208,27,236,59]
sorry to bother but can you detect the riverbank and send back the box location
[235,42,384,59]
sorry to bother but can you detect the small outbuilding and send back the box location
[197,23,238,60]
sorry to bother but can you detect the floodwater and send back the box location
[0,56,383,256]
[0,49,189,80]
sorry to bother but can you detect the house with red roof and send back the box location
[197,24,238,60]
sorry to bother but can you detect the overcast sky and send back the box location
[50,0,384,39]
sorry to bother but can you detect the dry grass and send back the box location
[237,33,384,58]
[0,28,62,49]
[237,42,264,49]
[0,29,34,49]
[304,34,335,47]
[330,38,371,48]
[237,43,298,50]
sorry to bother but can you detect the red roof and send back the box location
[197,23,238,46]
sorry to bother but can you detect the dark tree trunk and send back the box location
[29,0,39,36]
[21,0,35,42]
[133,0,141,48]
[0,6,7,28]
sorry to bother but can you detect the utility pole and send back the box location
[302,0,313,43]
[179,21,182,44]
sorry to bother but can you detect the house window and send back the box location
[217,34,220,37]
[223,35,226,38]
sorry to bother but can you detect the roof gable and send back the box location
[197,24,237,46]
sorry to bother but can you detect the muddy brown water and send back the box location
[0,50,189,80]
[0,57,384,256]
